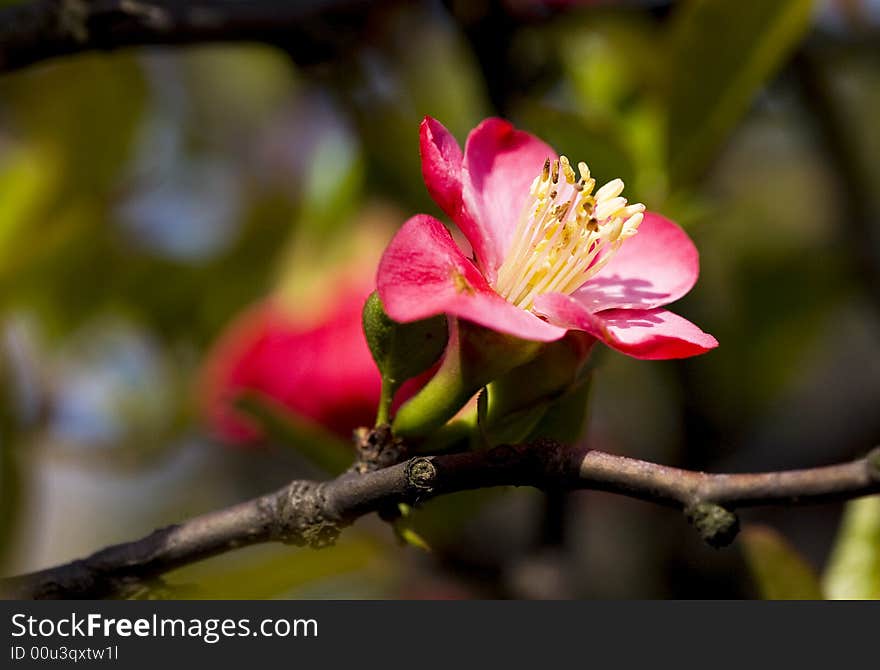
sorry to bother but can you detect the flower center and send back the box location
[494,156,644,310]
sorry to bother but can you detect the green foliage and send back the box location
[744,505,880,601]
[823,496,880,600]
[161,536,393,599]
[391,504,432,553]
[2,54,147,194]
[665,0,814,185]
[0,143,56,273]
[740,525,823,600]
[552,13,666,202]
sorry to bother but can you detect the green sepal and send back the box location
[480,332,595,446]
[392,319,541,439]
[525,374,593,444]
[362,292,448,424]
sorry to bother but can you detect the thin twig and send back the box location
[3,441,878,599]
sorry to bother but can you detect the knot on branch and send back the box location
[271,481,341,549]
[684,503,740,548]
[405,457,437,496]
[352,424,407,474]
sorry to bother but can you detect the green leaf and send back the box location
[666,0,814,185]
[395,525,432,552]
[1,53,146,194]
[393,505,433,553]
[823,496,880,600]
[739,524,823,600]
[0,143,57,273]
[162,535,392,599]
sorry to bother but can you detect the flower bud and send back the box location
[362,292,447,423]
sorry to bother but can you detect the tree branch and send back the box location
[3,440,879,599]
[0,0,390,74]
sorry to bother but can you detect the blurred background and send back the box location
[0,0,878,598]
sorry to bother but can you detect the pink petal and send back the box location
[572,212,701,312]
[420,117,464,219]
[420,117,489,278]
[461,118,556,281]
[377,214,567,342]
[533,293,717,360]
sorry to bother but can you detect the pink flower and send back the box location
[200,288,382,444]
[377,117,718,360]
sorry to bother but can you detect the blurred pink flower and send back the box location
[200,212,426,444]
[377,117,717,360]
[200,286,382,444]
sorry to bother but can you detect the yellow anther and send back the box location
[562,221,577,246]
[621,203,645,218]
[529,175,542,197]
[494,155,644,309]
[560,155,576,184]
[582,178,595,196]
[552,203,570,221]
[578,161,590,182]
[595,178,624,202]
[606,217,624,242]
[595,196,626,221]
[622,212,643,237]
[579,196,595,215]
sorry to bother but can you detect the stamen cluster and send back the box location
[494,156,644,310]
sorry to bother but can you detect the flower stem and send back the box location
[375,377,397,427]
